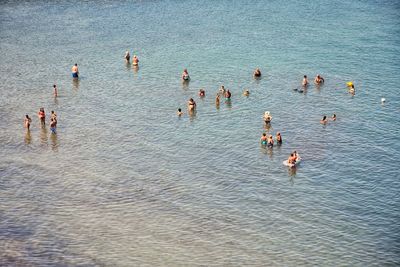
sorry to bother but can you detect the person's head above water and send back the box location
[75,63,77,66]
[304,75,307,78]
[322,115,327,120]
[178,108,182,112]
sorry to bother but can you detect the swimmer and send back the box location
[276,132,282,144]
[331,113,336,121]
[187,98,196,111]
[50,118,57,134]
[219,85,226,95]
[215,94,220,106]
[260,133,267,144]
[263,111,272,124]
[243,89,250,96]
[24,115,32,130]
[182,69,190,81]
[293,151,299,161]
[132,55,139,66]
[349,84,355,95]
[198,89,205,97]
[288,153,296,165]
[224,89,231,99]
[71,63,79,78]
[177,108,184,116]
[51,111,57,126]
[302,75,308,87]
[125,51,130,61]
[53,84,58,97]
[253,68,262,78]
[314,74,325,84]
[267,135,274,147]
[320,115,328,124]
[38,108,45,125]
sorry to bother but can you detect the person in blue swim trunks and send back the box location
[260,133,267,145]
[71,63,79,78]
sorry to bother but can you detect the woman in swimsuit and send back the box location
[253,68,261,78]
[263,111,272,124]
[187,98,196,111]
[38,108,45,125]
[182,69,190,81]
[331,113,336,121]
[132,55,139,66]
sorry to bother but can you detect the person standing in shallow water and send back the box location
[38,108,45,126]
[124,51,130,61]
[302,75,308,87]
[50,118,57,134]
[53,84,58,97]
[71,63,79,78]
[24,115,32,130]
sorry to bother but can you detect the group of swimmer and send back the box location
[124,51,139,66]
[25,107,57,134]
[174,66,355,168]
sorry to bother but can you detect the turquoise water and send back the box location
[1,0,399,266]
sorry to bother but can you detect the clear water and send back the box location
[1,0,399,266]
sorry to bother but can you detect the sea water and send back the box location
[0,0,399,266]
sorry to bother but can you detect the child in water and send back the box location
[177,108,184,116]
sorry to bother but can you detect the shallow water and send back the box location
[1,0,399,266]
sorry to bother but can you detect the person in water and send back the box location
[53,84,58,97]
[302,75,308,87]
[38,108,45,125]
[331,113,336,121]
[198,89,205,97]
[125,51,130,61]
[276,132,282,144]
[215,94,220,106]
[182,69,190,81]
[293,151,299,161]
[314,74,325,84]
[224,89,231,99]
[50,118,57,134]
[288,153,296,165]
[253,68,261,78]
[24,115,32,130]
[71,63,79,78]
[320,115,328,124]
[349,84,355,95]
[177,108,184,116]
[219,85,226,95]
[51,111,57,126]
[187,98,196,111]
[132,55,139,66]
[243,89,250,96]
[267,135,274,147]
[260,133,268,144]
[263,111,272,124]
